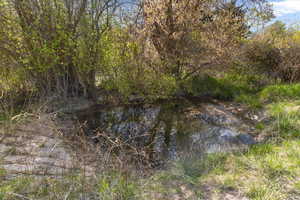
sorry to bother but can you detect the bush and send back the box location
[102,69,178,100]
[277,44,300,82]
[241,41,281,76]
[182,73,266,101]
[0,67,34,121]
[182,75,234,100]
[242,27,300,83]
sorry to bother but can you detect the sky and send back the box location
[270,0,300,26]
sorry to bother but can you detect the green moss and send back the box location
[294,181,300,191]
[0,168,6,177]
[0,176,34,200]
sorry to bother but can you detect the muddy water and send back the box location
[76,100,256,162]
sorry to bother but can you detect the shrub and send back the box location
[277,44,300,82]
[0,67,34,121]
[182,73,266,101]
[182,75,234,100]
[241,41,281,76]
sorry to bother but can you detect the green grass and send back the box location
[267,101,300,138]
[185,74,300,110]
[260,84,300,103]
[0,171,139,200]
[97,172,138,200]
[135,138,300,199]
[213,139,299,199]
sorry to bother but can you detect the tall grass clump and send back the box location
[267,101,300,138]
[260,84,300,103]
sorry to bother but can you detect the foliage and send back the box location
[260,20,289,47]
[99,28,178,99]
[0,0,117,98]
[142,0,271,81]
[241,41,281,76]
[248,21,300,83]
[183,75,235,100]
[277,44,300,82]
[0,0,275,100]
[1,1,300,199]
[182,72,266,103]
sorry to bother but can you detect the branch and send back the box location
[182,62,213,80]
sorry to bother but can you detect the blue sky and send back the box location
[269,0,300,25]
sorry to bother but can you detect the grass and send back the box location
[0,170,139,200]
[260,84,300,103]
[2,139,298,200]
[204,139,300,200]
[224,79,300,109]
[141,140,300,199]
[267,101,300,138]
[198,97,300,199]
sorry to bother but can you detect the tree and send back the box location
[0,0,119,98]
[141,0,273,82]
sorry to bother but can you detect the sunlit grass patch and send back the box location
[260,84,300,103]
[202,139,300,199]
[267,101,300,138]
[0,171,140,200]
[97,172,138,200]
[235,93,262,109]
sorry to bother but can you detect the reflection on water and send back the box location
[77,101,255,162]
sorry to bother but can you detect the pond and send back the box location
[76,100,256,166]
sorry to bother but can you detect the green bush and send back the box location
[182,75,234,100]
[102,67,178,100]
[183,73,265,102]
